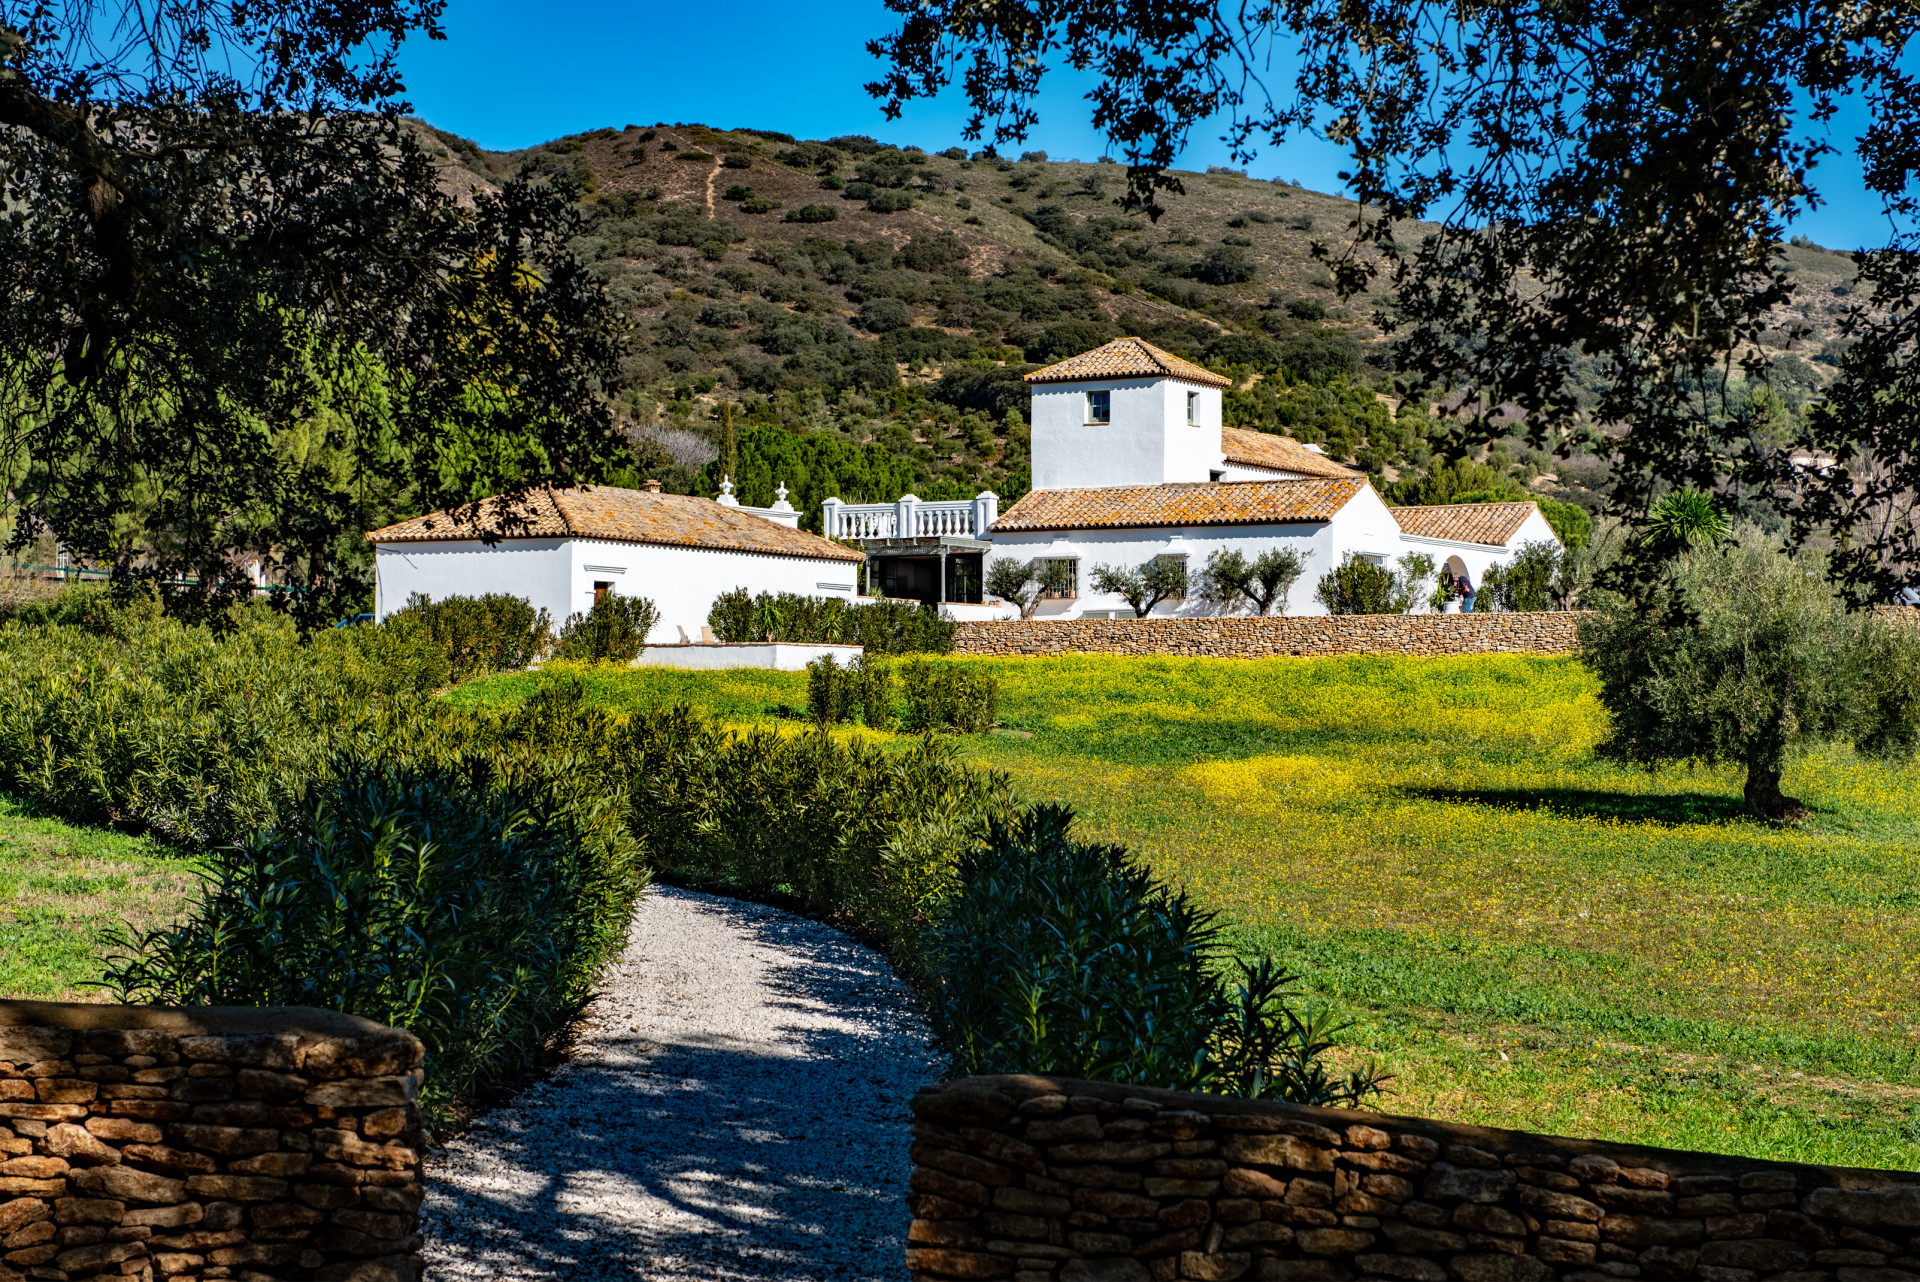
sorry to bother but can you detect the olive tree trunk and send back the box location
[1743,764,1809,822]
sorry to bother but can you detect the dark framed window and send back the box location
[1186,391,1199,424]
[1041,558,1079,599]
[1086,390,1111,424]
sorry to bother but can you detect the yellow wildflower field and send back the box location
[461,652,1920,1168]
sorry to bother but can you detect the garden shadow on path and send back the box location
[421,885,943,1281]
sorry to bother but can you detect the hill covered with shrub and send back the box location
[415,119,1858,532]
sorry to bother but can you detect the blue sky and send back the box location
[397,0,1889,251]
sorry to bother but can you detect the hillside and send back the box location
[415,119,1859,529]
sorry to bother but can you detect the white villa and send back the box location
[823,337,1561,618]
[365,480,862,642]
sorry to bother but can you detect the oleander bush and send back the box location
[707,588,954,653]
[104,750,648,1118]
[387,592,553,683]
[806,653,900,727]
[901,659,999,732]
[555,593,661,662]
[935,805,1386,1103]
[0,606,446,844]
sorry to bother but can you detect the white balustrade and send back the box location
[822,491,999,542]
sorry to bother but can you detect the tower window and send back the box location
[1086,390,1111,424]
[1186,390,1200,424]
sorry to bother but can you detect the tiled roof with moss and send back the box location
[991,478,1366,533]
[1220,427,1364,480]
[1023,337,1233,389]
[1389,501,1545,547]
[365,486,864,562]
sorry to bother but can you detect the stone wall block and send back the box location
[0,1001,426,1281]
[908,1077,1920,1282]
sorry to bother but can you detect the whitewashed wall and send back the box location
[985,487,1409,618]
[1400,507,1564,611]
[374,537,860,642]
[1030,378,1222,490]
[374,539,574,624]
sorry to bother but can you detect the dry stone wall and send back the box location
[0,1001,425,1282]
[908,1074,1920,1282]
[951,614,1583,660]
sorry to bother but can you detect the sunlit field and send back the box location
[466,652,1920,1168]
[0,796,198,1000]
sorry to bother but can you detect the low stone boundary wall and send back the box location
[1,1001,424,1282]
[951,614,1583,659]
[907,1074,1920,1282]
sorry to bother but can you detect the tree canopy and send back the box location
[1,0,627,625]
[868,0,1920,597]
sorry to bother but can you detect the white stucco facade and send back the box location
[1398,507,1563,607]
[987,483,1410,619]
[373,537,859,643]
[1031,378,1224,490]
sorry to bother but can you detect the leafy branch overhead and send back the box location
[867,0,1920,598]
[0,0,629,626]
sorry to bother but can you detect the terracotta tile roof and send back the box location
[365,486,864,563]
[1024,337,1233,389]
[992,478,1366,533]
[1220,427,1364,480]
[1390,501,1545,547]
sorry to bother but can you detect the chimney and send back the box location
[643,479,661,493]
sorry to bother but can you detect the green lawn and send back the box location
[461,654,1920,1170]
[0,796,200,1001]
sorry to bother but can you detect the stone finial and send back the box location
[716,476,739,507]
[768,482,796,514]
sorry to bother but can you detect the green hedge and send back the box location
[0,591,1373,1120]
[708,588,955,653]
[107,751,647,1117]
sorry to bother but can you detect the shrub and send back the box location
[784,204,839,223]
[842,181,877,201]
[1475,542,1560,612]
[1286,298,1327,321]
[807,653,859,724]
[556,593,660,662]
[388,592,552,684]
[934,806,1386,1102]
[722,153,753,169]
[1316,552,1422,615]
[858,297,914,333]
[627,714,1016,977]
[722,183,753,202]
[105,753,647,1120]
[807,653,896,727]
[901,660,999,733]
[0,611,446,844]
[867,190,915,213]
[707,589,954,653]
[741,197,776,214]
[1191,245,1256,285]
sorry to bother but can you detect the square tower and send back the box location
[1025,338,1232,490]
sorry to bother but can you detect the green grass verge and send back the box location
[0,796,200,1000]
[457,653,1920,1168]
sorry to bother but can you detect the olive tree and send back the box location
[1578,530,1920,820]
[1195,548,1309,616]
[986,557,1076,620]
[1091,557,1189,617]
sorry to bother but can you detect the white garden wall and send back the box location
[374,537,859,643]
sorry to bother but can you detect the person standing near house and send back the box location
[1457,572,1476,613]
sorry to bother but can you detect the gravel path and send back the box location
[421,885,943,1280]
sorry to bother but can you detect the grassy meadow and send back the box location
[0,796,199,1001]
[457,654,1920,1170]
